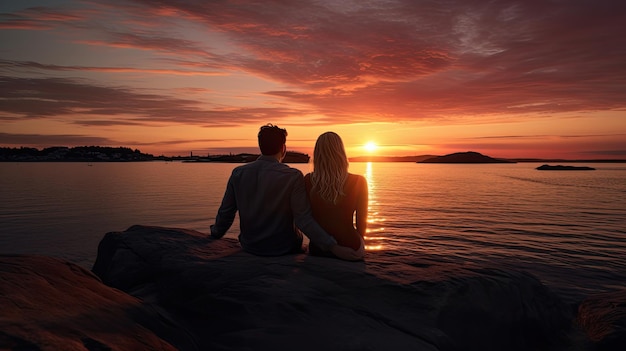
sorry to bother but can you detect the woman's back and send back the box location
[305,173,367,251]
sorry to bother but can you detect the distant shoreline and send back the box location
[349,155,626,163]
[3,157,625,163]
[1,146,625,163]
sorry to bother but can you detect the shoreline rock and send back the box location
[0,255,190,351]
[92,225,575,350]
[3,225,624,350]
[577,290,626,350]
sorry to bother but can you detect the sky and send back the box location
[1,0,625,159]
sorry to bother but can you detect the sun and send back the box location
[364,141,378,153]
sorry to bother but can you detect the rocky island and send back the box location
[2,225,624,350]
[536,164,596,171]
[418,151,515,164]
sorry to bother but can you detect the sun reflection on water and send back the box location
[362,162,385,251]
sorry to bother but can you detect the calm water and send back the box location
[1,161,625,302]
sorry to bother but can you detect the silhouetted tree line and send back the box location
[0,146,154,161]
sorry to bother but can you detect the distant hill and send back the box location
[349,155,436,162]
[418,151,515,164]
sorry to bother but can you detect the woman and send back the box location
[305,132,368,260]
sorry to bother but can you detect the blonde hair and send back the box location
[310,132,348,204]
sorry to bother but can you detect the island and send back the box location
[418,151,515,164]
[536,164,596,171]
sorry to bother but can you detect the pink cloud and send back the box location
[2,0,625,128]
[110,0,624,122]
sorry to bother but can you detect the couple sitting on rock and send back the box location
[210,124,367,261]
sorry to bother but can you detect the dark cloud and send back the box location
[0,6,82,29]
[81,31,214,59]
[0,60,225,76]
[0,76,202,121]
[0,76,303,125]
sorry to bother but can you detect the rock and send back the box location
[0,255,195,351]
[577,289,626,350]
[91,225,577,351]
[536,164,596,170]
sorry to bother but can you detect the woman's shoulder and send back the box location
[348,172,365,180]
[347,173,367,185]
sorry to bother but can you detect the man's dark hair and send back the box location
[258,124,287,155]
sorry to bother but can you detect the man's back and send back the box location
[212,155,329,255]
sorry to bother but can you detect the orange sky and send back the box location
[1,0,625,159]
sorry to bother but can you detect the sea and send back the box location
[1,161,625,303]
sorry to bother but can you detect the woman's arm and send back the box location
[355,176,368,238]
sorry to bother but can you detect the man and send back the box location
[210,124,363,260]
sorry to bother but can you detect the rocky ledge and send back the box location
[2,225,625,350]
